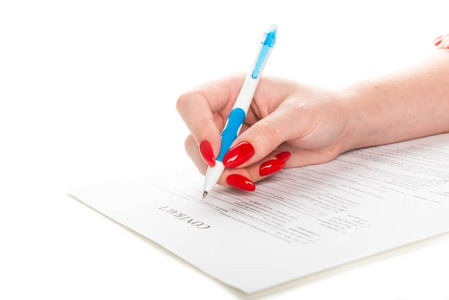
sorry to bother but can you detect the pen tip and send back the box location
[202,191,208,199]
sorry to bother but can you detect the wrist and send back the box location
[337,83,380,153]
[337,78,413,153]
[333,52,449,155]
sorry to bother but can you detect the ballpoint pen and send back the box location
[203,25,278,199]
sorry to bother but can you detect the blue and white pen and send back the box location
[203,25,278,199]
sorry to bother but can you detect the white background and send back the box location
[1,0,449,299]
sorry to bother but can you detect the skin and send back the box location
[176,45,449,190]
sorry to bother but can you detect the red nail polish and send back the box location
[226,174,255,191]
[259,159,286,176]
[200,140,215,167]
[444,43,449,49]
[433,36,443,46]
[223,142,255,168]
[275,151,291,162]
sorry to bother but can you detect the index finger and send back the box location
[176,75,245,160]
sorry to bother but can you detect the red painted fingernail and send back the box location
[259,159,286,176]
[226,174,255,191]
[433,36,443,46]
[275,151,291,162]
[444,43,449,49]
[223,141,255,168]
[200,140,215,167]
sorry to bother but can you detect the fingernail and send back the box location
[226,174,255,191]
[275,151,291,162]
[200,140,215,167]
[223,141,255,168]
[444,43,449,49]
[259,159,286,176]
[433,36,443,46]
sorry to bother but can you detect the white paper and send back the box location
[71,133,449,293]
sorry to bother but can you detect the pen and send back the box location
[203,25,278,199]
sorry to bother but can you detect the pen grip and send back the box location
[216,108,246,162]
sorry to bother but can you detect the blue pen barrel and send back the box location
[216,108,246,162]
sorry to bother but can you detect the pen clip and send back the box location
[251,25,277,79]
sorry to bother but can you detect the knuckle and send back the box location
[176,92,193,112]
[176,93,187,112]
[184,134,196,154]
[290,98,311,114]
[255,120,280,146]
[191,125,202,140]
[191,117,212,140]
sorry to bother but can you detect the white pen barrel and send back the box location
[202,25,277,197]
[203,161,225,193]
[233,75,260,112]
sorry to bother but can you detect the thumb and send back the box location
[222,106,297,168]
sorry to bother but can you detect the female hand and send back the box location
[176,75,351,191]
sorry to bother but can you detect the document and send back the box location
[71,133,449,293]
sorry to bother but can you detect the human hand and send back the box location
[176,75,350,191]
